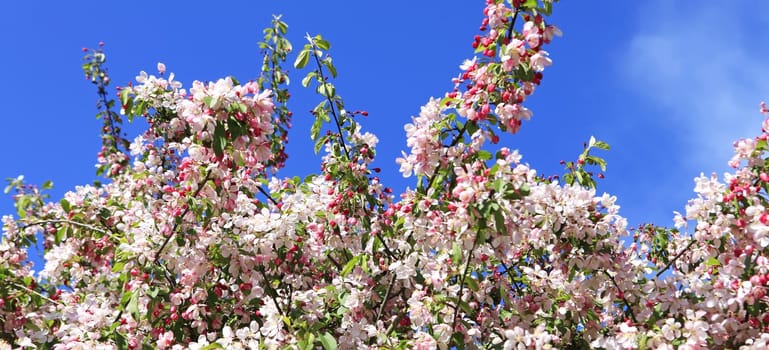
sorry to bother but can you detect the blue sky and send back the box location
[2,1,769,248]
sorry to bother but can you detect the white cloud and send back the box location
[620,1,769,174]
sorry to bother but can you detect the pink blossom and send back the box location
[522,21,542,48]
[529,50,552,72]
[156,331,175,349]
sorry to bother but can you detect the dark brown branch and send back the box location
[603,270,638,324]
[452,228,480,331]
[655,238,697,278]
[257,185,279,206]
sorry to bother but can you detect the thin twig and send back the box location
[258,268,284,315]
[377,233,397,260]
[505,8,521,41]
[385,313,405,336]
[425,123,468,192]
[307,36,349,159]
[257,185,279,206]
[500,261,524,296]
[384,287,411,336]
[153,173,211,264]
[376,273,397,323]
[21,219,110,237]
[452,229,480,331]
[603,270,638,324]
[327,253,342,271]
[655,238,697,278]
[10,281,64,306]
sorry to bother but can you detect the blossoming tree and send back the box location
[3,0,769,349]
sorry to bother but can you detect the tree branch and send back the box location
[154,173,212,265]
[258,268,284,315]
[21,219,110,237]
[452,228,480,331]
[506,7,521,41]
[9,281,64,306]
[655,238,697,278]
[307,36,349,159]
[257,185,279,206]
[376,273,397,323]
[602,270,638,324]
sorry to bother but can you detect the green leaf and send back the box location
[314,100,330,119]
[294,50,310,69]
[319,332,337,350]
[452,242,462,266]
[60,198,71,212]
[303,333,315,350]
[112,261,125,273]
[113,331,127,350]
[42,180,53,190]
[466,121,479,135]
[586,155,607,171]
[17,196,30,218]
[55,227,65,244]
[493,210,507,235]
[311,115,324,141]
[315,38,331,51]
[120,88,131,105]
[317,83,335,98]
[280,314,292,327]
[493,179,505,193]
[202,96,218,109]
[231,101,247,114]
[127,291,140,321]
[341,256,360,277]
[227,117,243,138]
[543,1,553,15]
[757,138,769,151]
[457,299,473,315]
[276,21,288,35]
[324,58,337,78]
[213,123,227,158]
[120,290,133,306]
[475,225,487,243]
[639,334,648,350]
[523,0,538,9]
[451,332,466,350]
[477,150,492,161]
[705,257,721,267]
[568,266,577,282]
[302,72,316,88]
[314,137,326,154]
[593,140,610,151]
[465,276,479,292]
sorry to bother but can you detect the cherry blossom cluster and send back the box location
[6,0,769,349]
[397,0,561,180]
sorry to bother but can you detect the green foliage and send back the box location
[561,136,610,189]
[82,44,131,178]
